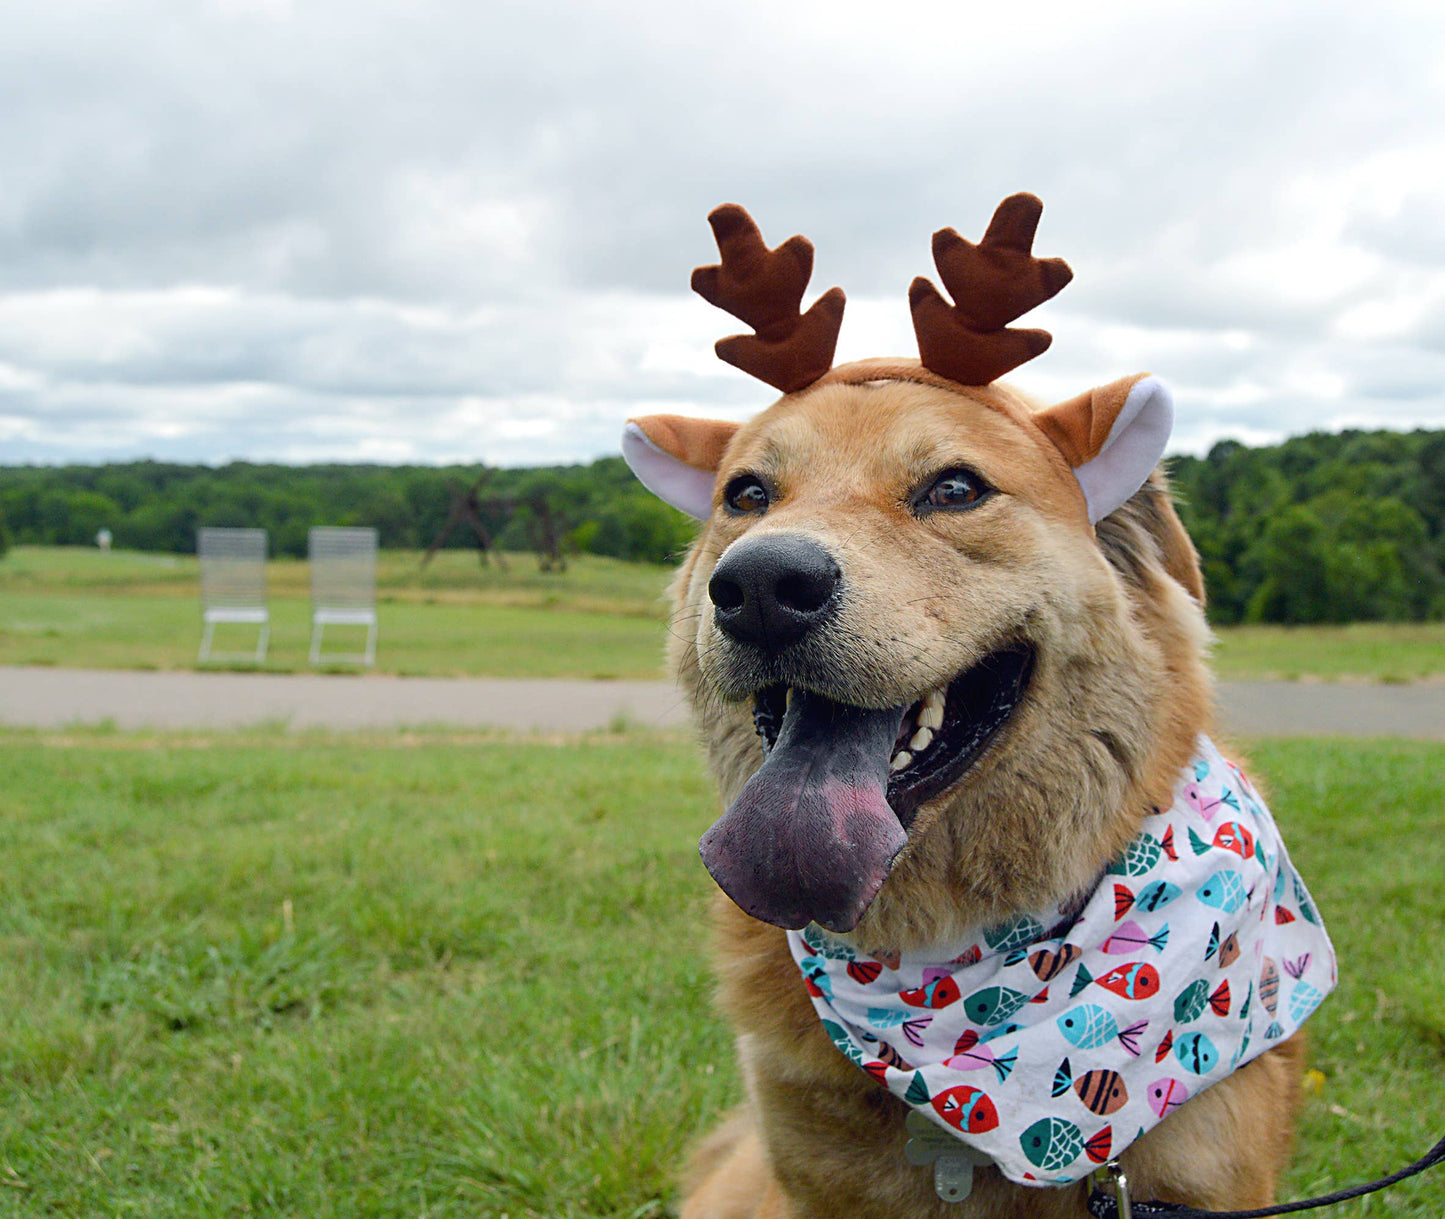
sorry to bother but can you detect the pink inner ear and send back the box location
[621,422,717,520]
[1073,377,1174,523]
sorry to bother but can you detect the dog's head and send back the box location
[625,198,1212,951]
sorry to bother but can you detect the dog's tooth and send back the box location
[919,701,944,730]
[890,750,913,772]
[910,727,933,752]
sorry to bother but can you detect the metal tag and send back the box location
[904,1111,994,1204]
[932,1153,976,1202]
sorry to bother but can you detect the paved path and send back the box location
[1,667,1442,738]
[0,667,693,732]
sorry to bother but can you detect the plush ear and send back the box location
[1034,374,1174,524]
[621,414,741,520]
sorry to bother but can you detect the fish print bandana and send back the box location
[786,736,1336,1188]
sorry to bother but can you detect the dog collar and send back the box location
[786,735,1337,1189]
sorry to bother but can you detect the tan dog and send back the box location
[622,198,1311,1217]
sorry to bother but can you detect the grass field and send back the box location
[1,730,1441,1216]
[3,546,1445,681]
[0,547,674,679]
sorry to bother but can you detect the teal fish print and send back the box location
[904,1070,931,1106]
[1056,1005,1148,1056]
[963,985,1031,1026]
[1174,1031,1219,1074]
[1115,879,1182,918]
[983,914,1046,952]
[800,956,833,1000]
[820,1019,864,1066]
[1293,875,1320,925]
[1174,978,1231,1023]
[1107,832,1163,877]
[1019,1116,1083,1171]
[800,924,853,960]
[1019,1117,1112,1171]
[1197,870,1247,913]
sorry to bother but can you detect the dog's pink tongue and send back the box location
[699,691,908,933]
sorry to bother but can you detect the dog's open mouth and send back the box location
[699,644,1034,933]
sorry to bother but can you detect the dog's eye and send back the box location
[917,468,990,512]
[724,475,770,515]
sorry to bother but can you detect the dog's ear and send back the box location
[1034,374,1173,524]
[622,415,741,519]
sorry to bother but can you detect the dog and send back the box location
[620,195,1335,1217]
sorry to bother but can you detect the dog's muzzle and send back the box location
[708,533,841,655]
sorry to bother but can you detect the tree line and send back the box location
[1,427,1442,624]
[0,457,694,568]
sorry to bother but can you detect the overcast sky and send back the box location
[3,0,1444,468]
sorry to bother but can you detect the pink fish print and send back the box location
[1102,920,1170,955]
[1147,1077,1190,1118]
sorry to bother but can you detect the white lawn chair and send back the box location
[197,527,270,664]
[309,526,378,666]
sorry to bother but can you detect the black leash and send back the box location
[1086,1131,1445,1218]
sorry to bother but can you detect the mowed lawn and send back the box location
[0,547,675,679]
[1,732,1441,1216]
[4,546,1445,681]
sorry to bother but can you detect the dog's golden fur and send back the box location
[657,364,1306,1218]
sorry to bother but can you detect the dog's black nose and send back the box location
[709,534,841,653]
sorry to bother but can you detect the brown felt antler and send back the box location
[691,204,846,394]
[909,193,1073,386]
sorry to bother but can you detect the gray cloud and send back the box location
[1,0,1443,466]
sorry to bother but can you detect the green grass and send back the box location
[0,546,675,679]
[1211,623,1445,684]
[0,732,1440,1216]
[5,546,1445,682]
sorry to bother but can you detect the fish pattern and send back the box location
[786,735,1336,1187]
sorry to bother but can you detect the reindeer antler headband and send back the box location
[693,193,1072,391]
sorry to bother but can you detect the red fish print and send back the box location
[1113,884,1134,921]
[931,1084,1000,1134]
[847,960,883,985]
[1208,979,1231,1017]
[901,971,961,1010]
[1084,1126,1113,1164]
[1154,1029,1174,1063]
[1212,821,1255,859]
[1160,825,1178,860]
[1275,907,1296,925]
[1093,962,1161,1001]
